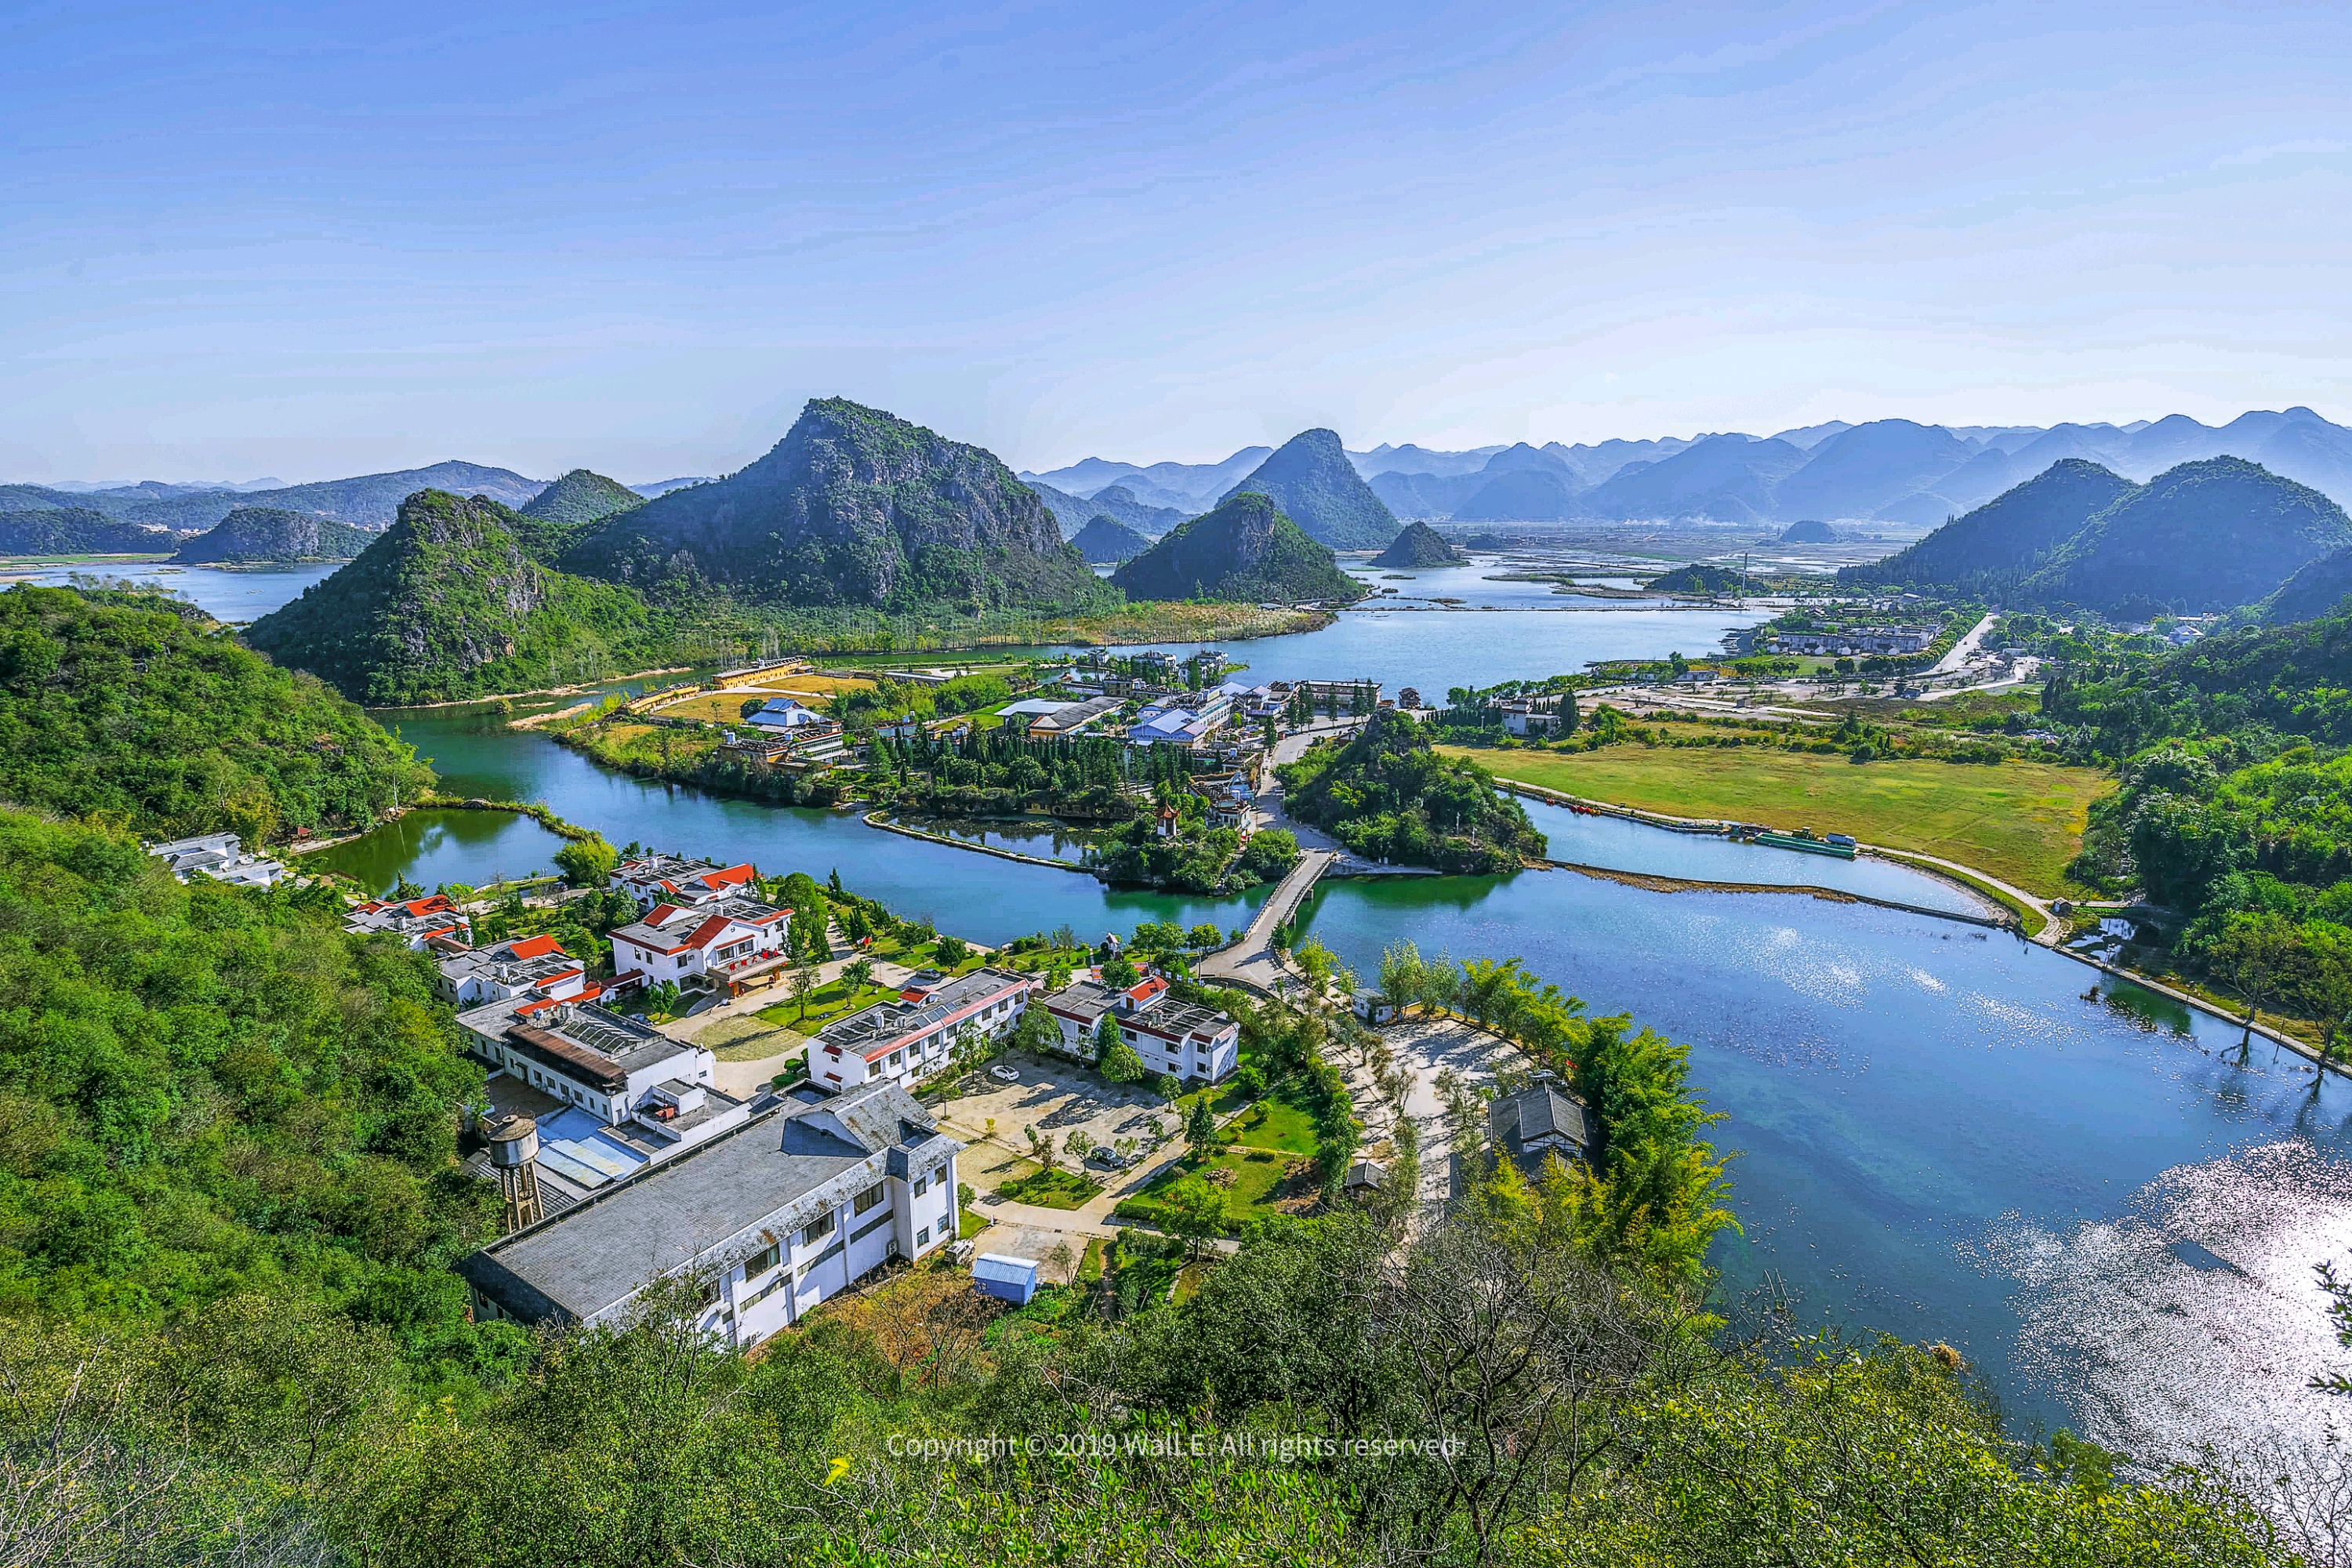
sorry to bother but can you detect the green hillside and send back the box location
[0,583,430,841]
[0,506,176,557]
[245,489,677,706]
[172,506,375,564]
[1110,492,1365,604]
[564,397,1115,615]
[2021,457,2350,614]
[511,468,645,558]
[1279,707,1546,873]
[1838,459,2133,592]
[1371,519,1464,567]
[1218,428,1399,549]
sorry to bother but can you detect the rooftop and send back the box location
[815,967,1029,1058]
[469,1000,699,1090]
[1488,1081,1592,1173]
[460,1082,957,1323]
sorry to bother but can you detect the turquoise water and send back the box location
[6,560,342,622]
[1520,799,1987,915]
[306,806,571,895]
[318,606,2352,1461]
[1115,601,1768,699]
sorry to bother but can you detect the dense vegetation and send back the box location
[1842,456,2351,615]
[1371,519,1463,568]
[0,505,174,556]
[0,584,430,843]
[172,506,374,563]
[564,397,1116,615]
[0,809,502,1357]
[1112,492,1367,604]
[246,488,684,706]
[508,467,644,559]
[1839,459,2133,595]
[0,905,2289,1563]
[1216,427,1399,549]
[1282,709,1547,873]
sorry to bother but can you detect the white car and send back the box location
[988,1065,1021,1083]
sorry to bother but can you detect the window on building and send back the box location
[852,1184,885,1215]
[745,1241,780,1277]
[800,1211,835,1247]
[916,1226,930,1247]
[913,1176,928,1197]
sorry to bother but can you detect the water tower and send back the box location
[485,1114,544,1232]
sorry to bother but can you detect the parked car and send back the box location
[989,1065,1021,1083]
[1087,1147,1134,1170]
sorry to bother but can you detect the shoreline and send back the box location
[860,810,1097,875]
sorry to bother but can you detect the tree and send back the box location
[1012,1000,1061,1055]
[841,956,876,994]
[935,934,971,967]
[1102,955,1141,989]
[1158,1174,1228,1259]
[1185,1097,1218,1150]
[1154,1072,1182,1100]
[1025,1123,1055,1173]
[790,956,818,1022]
[1093,1012,1122,1066]
[1102,1044,1147,1083]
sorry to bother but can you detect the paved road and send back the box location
[1928,612,1999,677]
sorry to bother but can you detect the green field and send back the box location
[996,1167,1102,1210]
[1454,744,2114,897]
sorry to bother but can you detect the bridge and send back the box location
[1194,848,1337,996]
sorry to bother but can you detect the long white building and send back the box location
[806,967,1036,1092]
[458,1080,961,1348]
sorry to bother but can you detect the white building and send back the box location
[457,996,728,1130]
[434,932,590,1010]
[608,895,791,993]
[147,832,289,889]
[808,967,1037,1092]
[458,1080,961,1348]
[1039,970,1240,1083]
[344,893,472,949]
[609,853,760,913]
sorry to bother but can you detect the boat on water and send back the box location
[1744,826,1858,860]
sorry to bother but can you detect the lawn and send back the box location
[1454,743,2114,897]
[1221,1094,1319,1155]
[1119,1146,1299,1231]
[755,979,897,1033]
[656,676,875,723]
[995,1167,1102,1210]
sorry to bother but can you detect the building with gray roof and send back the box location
[1487,1080,1592,1176]
[458,1080,961,1348]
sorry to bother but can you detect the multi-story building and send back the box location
[609,853,760,912]
[434,932,591,1009]
[1038,970,1240,1083]
[457,1080,961,1348]
[608,895,791,993]
[344,892,472,949]
[807,967,1037,1092]
[146,832,289,888]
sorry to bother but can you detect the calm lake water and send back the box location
[8,560,343,622]
[309,601,2352,1461]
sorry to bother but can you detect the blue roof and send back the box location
[971,1253,1038,1284]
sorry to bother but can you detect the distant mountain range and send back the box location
[1028,408,2352,527]
[0,462,547,536]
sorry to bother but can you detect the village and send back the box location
[136,651,1592,1356]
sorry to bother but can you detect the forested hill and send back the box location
[1109,492,1365,604]
[512,468,645,558]
[1218,428,1399,549]
[172,506,374,563]
[0,583,430,841]
[246,488,677,706]
[2044,603,2352,757]
[562,397,1116,614]
[2021,456,2351,615]
[1838,459,2132,592]
[1372,519,1464,567]
[0,505,176,556]
[1279,707,1545,873]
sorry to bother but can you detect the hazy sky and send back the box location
[5,1,2350,483]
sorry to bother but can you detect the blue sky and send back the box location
[5,1,2350,482]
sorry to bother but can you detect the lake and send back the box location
[5,560,343,622]
[311,598,2352,1464]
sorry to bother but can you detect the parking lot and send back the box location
[931,1049,1180,1183]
